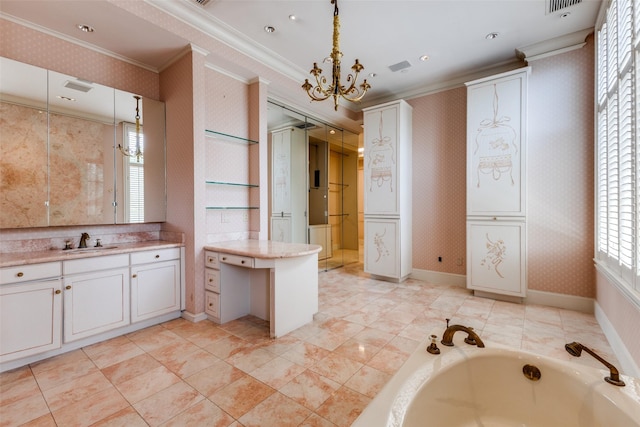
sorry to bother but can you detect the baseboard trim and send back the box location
[411,269,466,287]
[595,301,640,378]
[525,289,594,314]
[181,311,208,323]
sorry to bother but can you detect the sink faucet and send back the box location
[79,232,90,249]
[565,342,625,386]
[441,324,485,348]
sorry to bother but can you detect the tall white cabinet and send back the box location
[466,68,530,298]
[270,127,307,243]
[363,100,412,282]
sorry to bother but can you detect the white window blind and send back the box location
[124,123,144,223]
[596,0,640,300]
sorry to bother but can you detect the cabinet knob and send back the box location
[155,255,160,259]
[65,285,72,290]
[222,257,227,261]
[208,278,212,282]
[55,289,61,294]
[207,257,213,263]
[241,260,245,264]
[132,274,137,278]
[16,272,24,277]
[209,303,213,306]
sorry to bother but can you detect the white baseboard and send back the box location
[410,269,466,287]
[525,289,594,314]
[181,311,208,322]
[595,302,640,378]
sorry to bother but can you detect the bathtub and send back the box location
[353,333,640,427]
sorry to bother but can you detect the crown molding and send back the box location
[516,28,593,62]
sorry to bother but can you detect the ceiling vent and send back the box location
[295,122,317,130]
[63,80,93,92]
[389,60,412,73]
[192,0,214,6]
[547,0,582,14]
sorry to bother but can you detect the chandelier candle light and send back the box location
[302,0,370,110]
[118,95,143,161]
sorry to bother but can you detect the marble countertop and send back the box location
[204,240,322,259]
[0,240,183,268]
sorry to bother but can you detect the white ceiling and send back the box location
[0,0,602,120]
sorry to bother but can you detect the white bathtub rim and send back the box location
[352,333,640,427]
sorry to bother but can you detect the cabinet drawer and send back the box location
[219,253,253,268]
[130,247,181,265]
[205,269,220,293]
[205,251,220,269]
[1,262,61,285]
[63,254,129,275]
[205,291,220,318]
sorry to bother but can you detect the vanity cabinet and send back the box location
[363,100,413,282]
[62,254,130,343]
[204,251,252,323]
[0,263,62,363]
[130,248,181,323]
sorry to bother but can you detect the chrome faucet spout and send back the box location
[441,324,485,348]
[565,342,625,386]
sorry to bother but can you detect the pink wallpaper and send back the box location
[408,88,467,276]
[0,18,159,100]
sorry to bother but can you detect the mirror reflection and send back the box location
[0,57,166,228]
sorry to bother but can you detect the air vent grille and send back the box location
[547,0,582,14]
[192,0,213,6]
[64,80,93,92]
[389,60,412,73]
[295,122,317,130]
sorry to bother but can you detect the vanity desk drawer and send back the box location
[205,291,220,318]
[219,254,254,268]
[0,262,61,285]
[205,269,220,293]
[205,252,220,269]
[130,247,180,265]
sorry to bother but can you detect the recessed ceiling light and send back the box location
[485,32,499,40]
[76,24,94,33]
[289,14,297,21]
[264,26,275,33]
[419,55,430,62]
[368,72,377,78]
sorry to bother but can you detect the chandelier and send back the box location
[117,95,143,162]
[302,0,370,111]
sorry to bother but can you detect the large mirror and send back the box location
[0,57,166,228]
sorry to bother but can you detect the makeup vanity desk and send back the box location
[203,240,322,338]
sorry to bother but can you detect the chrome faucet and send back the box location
[79,232,90,249]
[565,342,625,386]
[441,324,485,348]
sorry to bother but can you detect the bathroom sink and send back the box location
[62,246,118,253]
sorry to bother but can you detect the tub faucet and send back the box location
[79,232,90,249]
[441,324,485,348]
[565,342,625,386]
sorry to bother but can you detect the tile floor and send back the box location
[1,263,617,427]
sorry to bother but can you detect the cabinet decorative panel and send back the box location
[364,218,399,279]
[466,221,526,297]
[467,70,528,217]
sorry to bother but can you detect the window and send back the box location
[123,122,144,222]
[596,0,640,304]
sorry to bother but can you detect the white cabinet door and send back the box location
[0,279,62,363]
[467,220,526,297]
[467,71,528,217]
[131,260,180,323]
[63,268,130,343]
[364,218,400,279]
[364,105,400,215]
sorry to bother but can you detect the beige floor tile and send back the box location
[203,334,253,359]
[344,365,391,398]
[184,359,244,397]
[160,347,219,378]
[33,357,99,391]
[0,365,32,386]
[0,373,40,407]
[310,353,363,385]
[0,393,50,426]
[91,406,149,427]
[19,413,57,427]
[299,413,337,427]
[209,375,275,419]
[101,353,162,385]
[315,386,371,427]
[129,328,187,353]
[279,370,340,410]
[159,399,234,427]
[366,348,407,374]
[238,392,311,427]
[249,356,307,389]
[89,340,146,369]
[51,386,129,427]
[42,370,112,411]
[29,349,89,376]
[303,329,351,352]
[226,346,276,373]
[133,381,203,426]
[116,365,181,404]
[281,342,331,368]
[82,335,131,358]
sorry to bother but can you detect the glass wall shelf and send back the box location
[205,130,259,145]
[206,180,258,188]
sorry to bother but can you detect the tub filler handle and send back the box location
[441,324,485,348]
[565,342,625,387]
